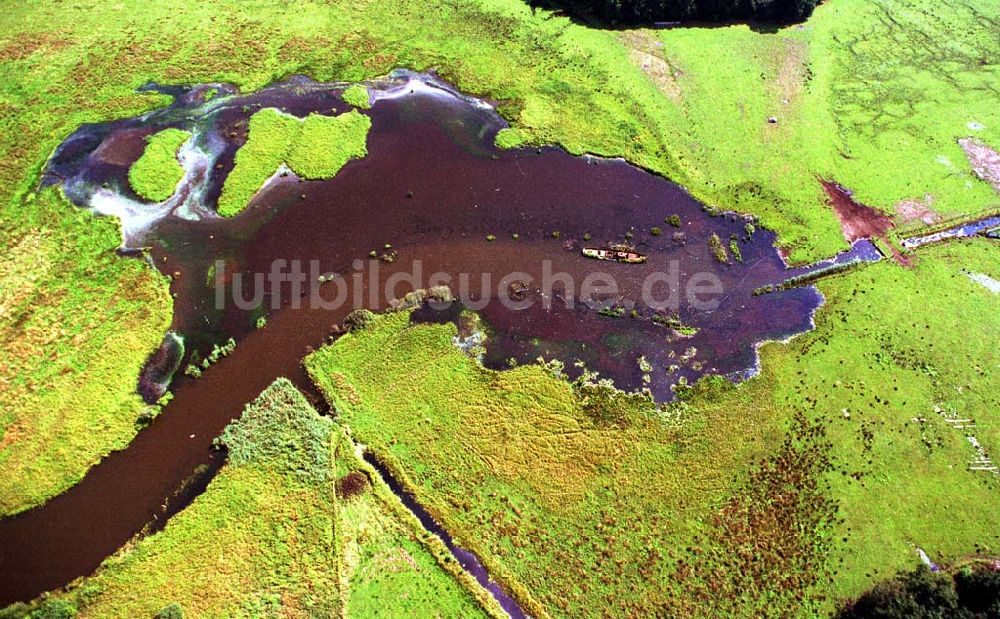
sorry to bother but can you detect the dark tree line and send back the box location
[538,0,821,24]
[838,563,1000,619]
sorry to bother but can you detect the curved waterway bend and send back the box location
[0,72,824,607]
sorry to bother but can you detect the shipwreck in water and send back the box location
[582,244,647,264]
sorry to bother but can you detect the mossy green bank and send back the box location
[218,108,370,216]
[128,127,191,202]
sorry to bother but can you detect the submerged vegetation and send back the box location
[218,108,370,216]
[127,128,191,202]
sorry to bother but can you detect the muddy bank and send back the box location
[1,71,823,605]
[822,180,893,243]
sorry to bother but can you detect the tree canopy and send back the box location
[838,564,1000,619]
[538,0,820,24]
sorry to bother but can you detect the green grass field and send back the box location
[616,0,999,259]
[0,189,171,516]
[0,0,997,612]
[305,238,1000,616]
[3,379,499,618]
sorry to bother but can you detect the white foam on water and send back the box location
[87,131,219,245]
[370,72,496,113]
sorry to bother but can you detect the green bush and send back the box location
[28,599,77,619]
[708,233,729,264]
[345,309,376,332]
[956,567,1000,615]
[153,603,183,619]
[217,378,333,484]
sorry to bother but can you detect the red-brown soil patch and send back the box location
[822,180,893,242]
[0,32,72,62]
[822,180,910,266]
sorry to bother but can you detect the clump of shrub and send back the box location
[570,363,656,428]
[335,470,370,499]
[154,603,184,619]
[345,309,376,332]
[666,214,682,228]
[577,382,644,428]
[554,0,820,25]
[597,306,626,318]
[18,598,78,619]
[211,338,237,361]
[708,233,729,264]
[388,285,454,311]
[135,407,158,428]
[650,226,662,236]
[729,234,743,262]
[183,337,237,378]
[216,379,332,484]
[652,313,682,329]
